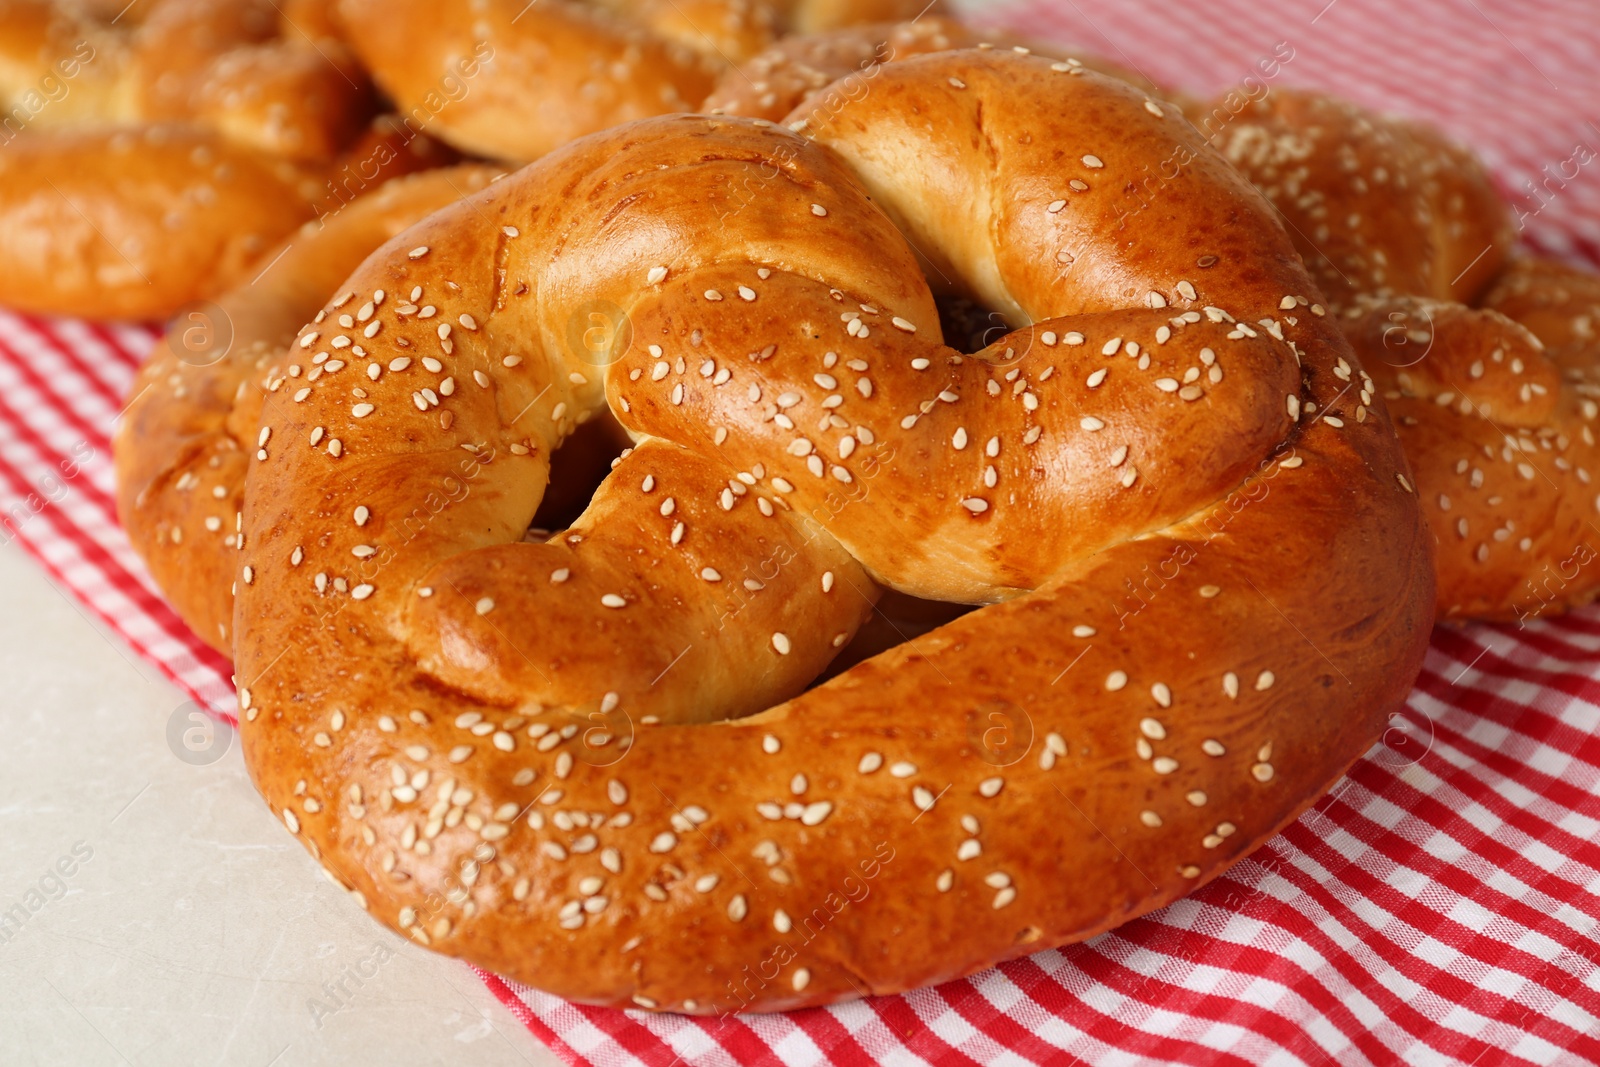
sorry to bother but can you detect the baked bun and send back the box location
[231,53,1432,1012]
[1211,90,1597,622]
[115,165,504,651]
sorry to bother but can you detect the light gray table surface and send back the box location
[0,539,562,1067]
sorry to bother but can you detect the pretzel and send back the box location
[335,0,931,162]
[0,113,451,321]
[0,0,369,161]
[703,15,1157,123]
[1210,90,1599,621]
[0,0,428,320]
[232,52,1432,1013]
[115,165,503,652]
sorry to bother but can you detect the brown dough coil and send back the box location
[1210,90,1600,621]
[231,53,1432,1013]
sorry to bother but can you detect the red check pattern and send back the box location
[2,0,1599,1062]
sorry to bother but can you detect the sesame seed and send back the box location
[1082,154,1104,168]
[962,498,990,513]
[1106,670,1128,691]
[475,597,494,615]
[647,266,668,284]
[1252,763,1275,782]
[601,594,626,608]
[1153,757,1179,774]
[811,204,827,216]
[772,632,792,654]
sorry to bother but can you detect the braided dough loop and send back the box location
[115,165,504,652]
[1211,91,1596,621]
[235,53,1432,1012]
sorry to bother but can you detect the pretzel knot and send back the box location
[236,52,1432,1013]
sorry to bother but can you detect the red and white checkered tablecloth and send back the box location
[4,0,1600,1063]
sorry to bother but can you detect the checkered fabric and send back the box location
[2,0,1598,1062]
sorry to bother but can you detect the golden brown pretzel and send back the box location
[0,126,319,320]
[1211,91,1599,621]
[703,15,1158,123]
[115,165,504,652]
[0,0,418,320]
[335,0,932,162]
[0,0,369,160]
[0,115,450,321]
[232,53,1432,1012]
